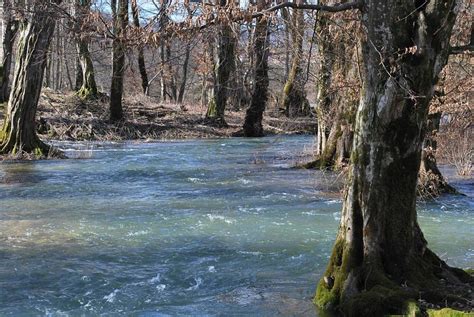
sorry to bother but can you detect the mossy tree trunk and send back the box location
[315,1,472,315]
[74,0,98,100]
[0,0,18,103]
[280,9,310,118]
[109,0,128,122]
[206,0,236,126]
[243,4,270,137]
[0,0,63,157]
[309,1,358,170]
[131,0,149,95]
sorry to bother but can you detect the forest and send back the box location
[0,0,473,316]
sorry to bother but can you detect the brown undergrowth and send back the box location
[14,89,316,142]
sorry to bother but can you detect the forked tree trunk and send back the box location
[315,1,472,315]
[131,0,149,94]
[0,0,18,103]
[243,4,270,137]
[206,1,236,127]
[75,0,98,100]
[0,0,63,157]
[109,0,128,122]
[280,9,309,118]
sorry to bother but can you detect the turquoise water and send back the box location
[0,136,472,316]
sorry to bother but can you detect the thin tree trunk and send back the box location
[158,2,168,102]
[166,43,177,102]
[159,42,167,101]
[0,0,63,157]
[206,3,236,126]
[63,42,73,90]
[0,0,18,103]
[315,1,471,315]
[75,57,83,91]
[243,1,270,137]
[109,0,128,122]
[131,0,149,94]
[54,28,60,90]
[177,43,191,104]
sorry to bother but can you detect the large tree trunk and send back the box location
[131,0,149,95]
[280,9,309,118]
[109,0,128,122]
[206,2,236,127]
[0,0,18,103]
[315,1,472,315]
[243,3,270,137]
[74,0,98,100]
[0,0,63,157]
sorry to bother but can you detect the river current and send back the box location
[0,136,472,315]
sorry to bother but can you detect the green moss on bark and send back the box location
[427,308,474,317]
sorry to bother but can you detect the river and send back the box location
[0,136,472,315]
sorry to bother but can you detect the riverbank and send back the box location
[0,89,316,142]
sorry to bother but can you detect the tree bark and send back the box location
[177,42,191,104]
[131,0,149,95]
[0,0,63,157]
[243,3,270,137]
[0,0,18,103]
[75,57,83,91]
[74,0,98,99]
[206,0,236,127]
[109,0,128,122]
[280,9,310,118]
[159,42,167,101]
[315,1,472,315]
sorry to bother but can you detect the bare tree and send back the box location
[0,0,63,157]
[110,0,128,121]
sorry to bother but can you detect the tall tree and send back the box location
[110,0,128,122]
[131,0,149,94]
[243,1,271,137]
[280,8,309,117]
[75,0,98,99]
[0,0,63,157]
[205,0,236,126]
[315,1,472,315]
[0,0,18,103]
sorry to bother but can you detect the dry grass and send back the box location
[437,128,473,178]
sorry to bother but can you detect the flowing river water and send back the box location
[0,136,473,316]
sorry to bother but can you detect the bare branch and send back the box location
[252,1,362,19]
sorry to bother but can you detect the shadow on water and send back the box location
[0,162,48,186]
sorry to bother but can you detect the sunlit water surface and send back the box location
[0,136,472,316]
